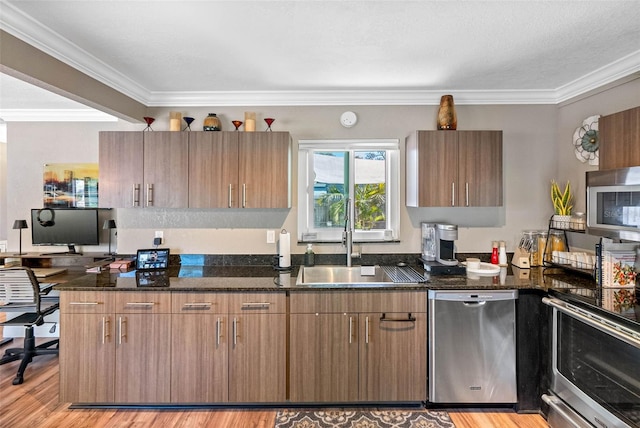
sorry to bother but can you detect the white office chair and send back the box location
[0,267,59,385]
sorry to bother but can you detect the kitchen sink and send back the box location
[295,265,426,287]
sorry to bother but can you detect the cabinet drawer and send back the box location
[290,291,427,313]
[60,291,115,314]
[172,292,227,313]
[115,291,171,313]
[227,292,286,313]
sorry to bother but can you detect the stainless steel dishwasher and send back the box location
[428,289,518,403]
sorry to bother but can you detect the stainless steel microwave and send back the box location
[587,166,640,241]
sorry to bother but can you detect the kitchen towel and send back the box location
[278,229,291,268]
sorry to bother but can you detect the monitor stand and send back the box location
[41,245,83,256]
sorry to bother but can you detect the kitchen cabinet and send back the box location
[359,311,428,402]
[227,293,286,402]
[406,130,503,207]
[113,292,172,403]
[599,106,640,170]
[289,313,360,402]
[59,291,115,403]
[99,131,189,208]
[289,291,427,403]
[189,131,290,208]
[59,291,171,403]
[170,293,228,403]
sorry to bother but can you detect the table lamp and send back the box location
[103,220,117,256]
[13,219,28,255]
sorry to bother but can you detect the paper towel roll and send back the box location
[278,229,291,268]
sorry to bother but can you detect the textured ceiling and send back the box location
[1,0,640,115]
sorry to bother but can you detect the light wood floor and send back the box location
[0,338,548,428]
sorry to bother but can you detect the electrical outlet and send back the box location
[267,230,275,244]
[155,231,164,239]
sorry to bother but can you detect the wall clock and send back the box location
[573,115,600,166]
[340,111,358,128]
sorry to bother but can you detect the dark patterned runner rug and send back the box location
[274,409,456,428]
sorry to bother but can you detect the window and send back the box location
[298,139,400,242]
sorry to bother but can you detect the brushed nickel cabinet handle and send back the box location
[69,302,100,305]
[125,302,156,306]
[365,316,370,344]
[451,182,455,206]
[146,183,153,207]
[233,317,238,346]
[182,302,213,309]
[216,317,222,347]
[228,184,233,208]
[242,184,246,208]
[241,302,271,309]
[133,184,141,207]
[118,316,126,345]
[349,315,353,344]
[466,182,470,207]
[102,316,106,344]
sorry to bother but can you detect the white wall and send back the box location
[4,79,639,257]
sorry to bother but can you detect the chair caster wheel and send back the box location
[12,376,23,385]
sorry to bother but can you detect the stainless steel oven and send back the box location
[543,297,640,428]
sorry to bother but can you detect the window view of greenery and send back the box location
[314,151,387,231]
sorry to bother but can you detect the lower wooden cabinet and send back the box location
[359,312,427,402]
[60,290,424,405]
[289,313,360,402]
[289,291,428,403]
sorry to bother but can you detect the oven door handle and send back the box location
[543,297,640,349]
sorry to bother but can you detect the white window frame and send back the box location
[297,139,400,243]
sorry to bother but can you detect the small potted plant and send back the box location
[551,180,573,229]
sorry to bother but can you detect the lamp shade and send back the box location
[103,220,117,230]
[13,219,28,229]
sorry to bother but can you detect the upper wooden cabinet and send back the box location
[99,131,189,208]
[189,131,290,208]
[406,130,503,207]
[100,131,290,209]
[599,106,640,170]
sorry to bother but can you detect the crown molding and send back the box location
[0,109,117,122]
[0,2,149,103]
[555,49,640,103]
[1,1,639,107]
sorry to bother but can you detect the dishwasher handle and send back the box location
[428,289,518,302]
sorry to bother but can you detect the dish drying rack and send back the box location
[543,215,595,278]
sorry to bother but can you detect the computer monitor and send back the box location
[31,208,99,254]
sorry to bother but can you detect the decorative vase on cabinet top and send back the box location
[203,113,221,131]
[437,95,457,130]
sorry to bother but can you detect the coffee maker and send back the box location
[436,223,458,266]
[422,223,465,274]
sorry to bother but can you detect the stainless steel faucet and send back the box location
[342,198,360,266]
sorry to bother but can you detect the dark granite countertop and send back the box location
[53,263,596,292]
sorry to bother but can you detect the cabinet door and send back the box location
[359,312,427,402]
[59,313,115,403]
[458,131,503,206]
[189,132,239,208]
[98,131,144,208]
[599,107,640,169]
[143,132,189,208]
[171,314,228,403]
[414,131,459,207]
[289,313,359,402]
[114,314,171,403]
[228,313,286,402]
[238,132,290,208]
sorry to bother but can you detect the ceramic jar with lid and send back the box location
[203,113,221,131]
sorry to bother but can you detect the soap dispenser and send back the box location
[304,244,315,267]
